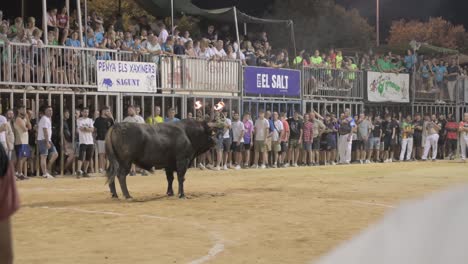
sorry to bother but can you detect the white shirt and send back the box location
[37,116,52,141]
[199,48,213,59]
[212,47,227,58]
[0,115,7,142]
[254,118,270,141]
[158,29,169,44]
[272,120,284,141]
[232,120,245,143]
[123,115,145,124]
[77,117,94,145]
[223,118,232,139]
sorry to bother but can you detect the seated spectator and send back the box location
[212,40,226,58]
[185,40,197,57]
[271,51,287,68]
[161,36,174,55]
[198,39,214,59]
[226,45,236,60]
[121,32,134,51]
[65,31,81,47]
[180,31,192,45]
[256,49,270,67]
[133,37,144,52]
[24,17,38,40]
[311,50,323,66]
[47,8,58,33]
[84,28,97,48]
[173,38,185,55]
[7,17,23,39]
[242,41,257,66]
[144,35,162,63]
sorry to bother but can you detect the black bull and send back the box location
[105,120,215,199]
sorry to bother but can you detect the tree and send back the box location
[264,0,375,52]
[388,17,468,50]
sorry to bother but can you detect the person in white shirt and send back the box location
[76,107,95,178]
[145,35,162,64]
[252,110,270,169]
[157,22,168,44]
[214,110,232,171]
[123,105,145,176]
[37,106,58,179]
[231,112,245,170]
[0,115,8,156]
[212,40,227,58]
[272,112,284,168]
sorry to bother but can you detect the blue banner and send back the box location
[244,66,301,96]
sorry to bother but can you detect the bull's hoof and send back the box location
[178,194,186,199]
[111,194,119,199]
[167,192,174,197]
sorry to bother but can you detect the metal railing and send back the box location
[0,43,241,93]
[413,74,466,103]
[302,66,364,99]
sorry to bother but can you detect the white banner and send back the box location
[161,57,240,92]
[367,71,410,102]
[97,60,157,93]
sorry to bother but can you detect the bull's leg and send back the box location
[176,159,190,198]
[109,181,118,199]
[117,167,132,199]
[165,169,174,196]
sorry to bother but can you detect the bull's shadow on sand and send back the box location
[23,192,226,208]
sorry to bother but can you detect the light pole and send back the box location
[376,0,380,46]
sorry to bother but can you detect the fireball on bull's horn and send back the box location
[214,101,225,111]
[194,100,202,110]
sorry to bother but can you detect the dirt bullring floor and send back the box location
[12,160,468,264]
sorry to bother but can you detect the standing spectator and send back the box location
[62,109,75,174]
[185,40,197,57]
[164,108,180,122]
[37,106,58,179]
[47,8,58,33]
[203,25,217,41]
[24,17,38,40]
[279,112,290,167]
[435,60,447,103]
[301,113,313,166]
[4,111,15,163]
[252,110,269,169]
[404,50,417,73]
[173,38,185,55]
[157,22,168,44]
[56,7,69,44]
[357,113,371,164]
[325,115,339,165]
[381,114,395,163]
[145,35,162,64]
[400,115,414,161]
[264,111,274,167]
[220,109,232,170]
[311,112,325,165]
[76,108,94,177]
[459,113,468,162]
[242,112,254,168]
[412,113,424,160]
[161,36,174,55]
[13,106,31,180]
[123,105,144,176]
[0,115,10,159]
[436,114,447,159]
[421,115,440,161]
[0,141,20,264]
[231,112,245,170]
[93,107,114,174]
[198,39,214,59]
[288,111,303,167]
[146,106,163,124]
[271,112,283,168]
[121,32,134,51]
[338,117,352,164]
[311,50,323,66]
[445,114,458,160]
[446,59,460,102]
[7,17,24,39]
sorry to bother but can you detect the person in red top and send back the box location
[279,112,290,167]
[0,144,20,264]
[445,114,459,160]
[302,113,314,166]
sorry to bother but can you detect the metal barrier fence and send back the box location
[0,43,241,93]
[302,66,364,100]
[413,74,466,103]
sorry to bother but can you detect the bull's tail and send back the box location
[105,125,119,185]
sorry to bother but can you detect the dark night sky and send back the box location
[193,0,468,38]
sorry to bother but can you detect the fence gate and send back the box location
[187,96,240,120]
[121,93,185,120]
[242,98,302,119]
[304,100,363,118]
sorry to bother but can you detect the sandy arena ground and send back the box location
[12,161,468,264]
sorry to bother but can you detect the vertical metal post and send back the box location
[42,0,48,44]
[72,93,76,173]
[233,7,241,59]
[66,0,70,28]
[35,93,40,177]
[171,0,174,36]
[376,0,380,47]
[84,0,88,31]
[10,92,13,109]
[60,93,64,176]
[141,96,145,119]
